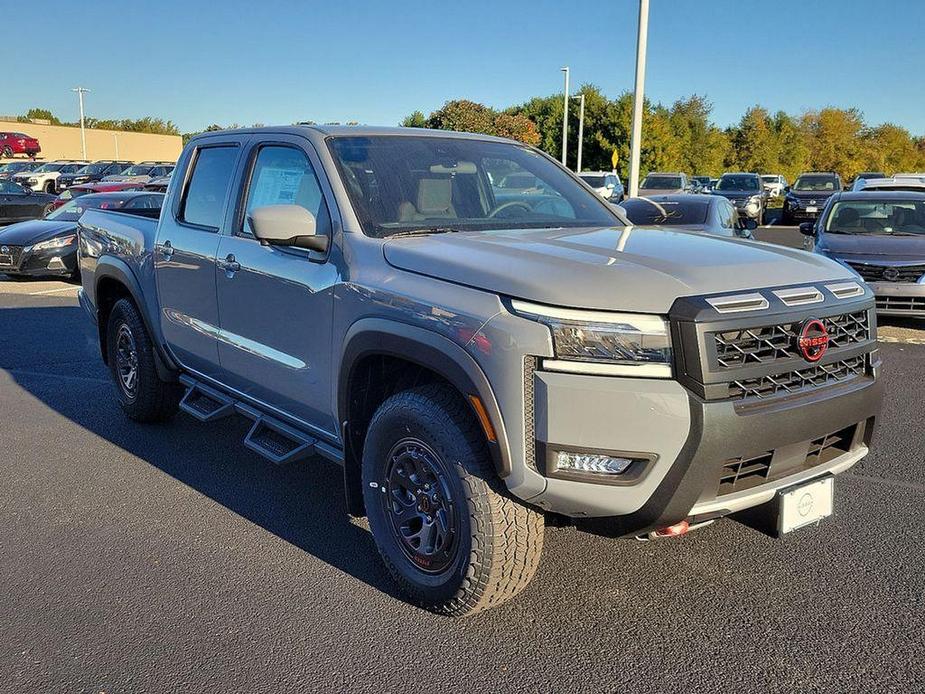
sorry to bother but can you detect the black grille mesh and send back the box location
[729,356,866,400]
[847,262,925,283]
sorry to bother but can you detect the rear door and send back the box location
[0,180,39,223]
[155,139,247,377]
[213,136,339,435]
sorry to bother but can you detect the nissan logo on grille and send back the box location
[0,246,8,254]
[882,267,900,281]
[796,319,829,362]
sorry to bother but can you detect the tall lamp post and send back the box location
[560,66,569,166]
[573,93,585,173]
[628,0,649,197]
[72,87,90,160]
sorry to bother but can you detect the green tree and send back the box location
[400,110,427,128]
[24,108,61,125]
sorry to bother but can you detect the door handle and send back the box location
[218,254,240,274]
[156,240,174,259]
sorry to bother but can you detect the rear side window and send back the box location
[180,146,238,228]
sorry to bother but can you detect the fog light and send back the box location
[555,451,633,475]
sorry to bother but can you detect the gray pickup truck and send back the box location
[77,126,882,616]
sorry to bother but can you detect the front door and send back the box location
[0,181,39,223]
[155,142,245,377]
[214,140,339,436]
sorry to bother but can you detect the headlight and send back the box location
[27,178,37,185]
[31,234,77,251]
[511,300,672,377]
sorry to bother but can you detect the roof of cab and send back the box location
[190,124,517,144]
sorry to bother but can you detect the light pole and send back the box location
[560,66,569,166]
[628,0,649,197]
[573,94,585,173]
[72,87,90,160]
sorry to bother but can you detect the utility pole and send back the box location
[574,94,585,173]
[560,66,569,166]
[628,0,649,197]
[72,87,90,160]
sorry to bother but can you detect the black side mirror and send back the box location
[799,222,815,236]
[784,186,791,193]
[743,218,758,231]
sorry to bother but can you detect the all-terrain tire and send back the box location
[362,384,544,617]
[106,298,181,423]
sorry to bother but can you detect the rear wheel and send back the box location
[2,146,12,158]
[106,298,180,422]
[362,384,544,616]
[43,181,54,194]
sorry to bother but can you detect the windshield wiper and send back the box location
[387,227,464,239]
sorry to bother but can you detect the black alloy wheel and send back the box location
[115,323,139,401]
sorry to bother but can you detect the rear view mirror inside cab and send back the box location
[249,204,328,252]
[429,161,477,175]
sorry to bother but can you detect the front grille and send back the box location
[847,262,925,283]
[0,245,24,271]
[717,424,856,496]
[876,296,925,313]
[713,311,869,368]
[728,356,866,401]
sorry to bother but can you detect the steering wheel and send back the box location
[489,200,533,218]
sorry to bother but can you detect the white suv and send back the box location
[760,174,787,197]
[12,161,88,194]
[579,171,624,201]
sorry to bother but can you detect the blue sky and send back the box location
[8,0,925,134]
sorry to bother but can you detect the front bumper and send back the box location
[0,245,78,278]
[868,281,925,317]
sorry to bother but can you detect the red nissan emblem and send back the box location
[797,319,829,362]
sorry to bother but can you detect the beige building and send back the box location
[0,120,182,163]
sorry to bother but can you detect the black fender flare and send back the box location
[338,319,512,514]
[94,256,178,380]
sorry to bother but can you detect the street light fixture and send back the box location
[72,87,90,160]
[560,66,569,166]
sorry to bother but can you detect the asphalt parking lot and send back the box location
[2,256,925,692]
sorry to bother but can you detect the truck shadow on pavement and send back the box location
[3,304,402,602]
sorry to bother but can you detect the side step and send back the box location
[178,376,235,422]
[240,406,317,465]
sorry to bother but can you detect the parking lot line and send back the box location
[879,335,925,345]
[29,286,79,295]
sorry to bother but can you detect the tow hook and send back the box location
[635,518,715,542]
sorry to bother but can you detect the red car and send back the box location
[0,131,41,159]
[46,180,142,213]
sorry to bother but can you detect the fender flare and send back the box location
[94,256,178,380]
[338,318,512,478]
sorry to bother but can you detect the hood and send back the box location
[820,232,925,261]
[0,220,77,246]
[639,188,683,197]
[712,190,760,200]
[788,189,837,200]
[103,174,148,182]
[382,225,852,313]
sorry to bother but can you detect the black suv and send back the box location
[56,160,133,192]
[711,172,767,224]
[782,172,843,224]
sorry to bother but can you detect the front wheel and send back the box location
[362,384,544,616]
[2,146,12,158]
[106,298,181,422]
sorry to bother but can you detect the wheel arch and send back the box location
[338,319,512,516]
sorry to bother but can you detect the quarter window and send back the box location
[180,146,238,229]
[242,145,331,238]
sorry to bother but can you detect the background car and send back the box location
[0,160,44,181]
[781,172,843,224]
[711,172,767,224]
[56,160,133,192]
[854,177,925,193]
[692,175,713,193]
[12,161,88,194]
[0,191,164,280]
[0,131,41,158]
[0,179,57,225]
[638,172,691,196]
[578,171,624,201]
[803,191,925,316]
[619,193,756,238]
[143,173,172,193]
[760,174,788,197]
[850,171,887,190]
[46,180,145,213]
[103,162,174,184]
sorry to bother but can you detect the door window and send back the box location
[179,146,238,229]
[241,145,332,238]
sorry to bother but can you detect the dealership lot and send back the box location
[1,265,924,692]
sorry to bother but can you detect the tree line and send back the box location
[16,108,180,137]
[402,86,925,183]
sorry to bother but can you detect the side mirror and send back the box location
[799,222,816,236]
[249,204,328,252]
[783,186,791,193]
[742,218,758,231]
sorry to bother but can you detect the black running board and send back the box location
[237,403,317,465]
[179,376,235,422]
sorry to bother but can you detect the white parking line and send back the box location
[879,335,925,346]
[29,286,79,295]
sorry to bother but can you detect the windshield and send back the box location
[716,175,760,191]
[760,176,778,183]
[795,175,837,191]
[327,136,617,237]
[641,175,682,189]
[579,175,607,187]
[34,163,66,173]
[619,198,709,225]
[77,163,110,174]
[45,195,127,222]
[826,200,925,235]
[121,165,152,176]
